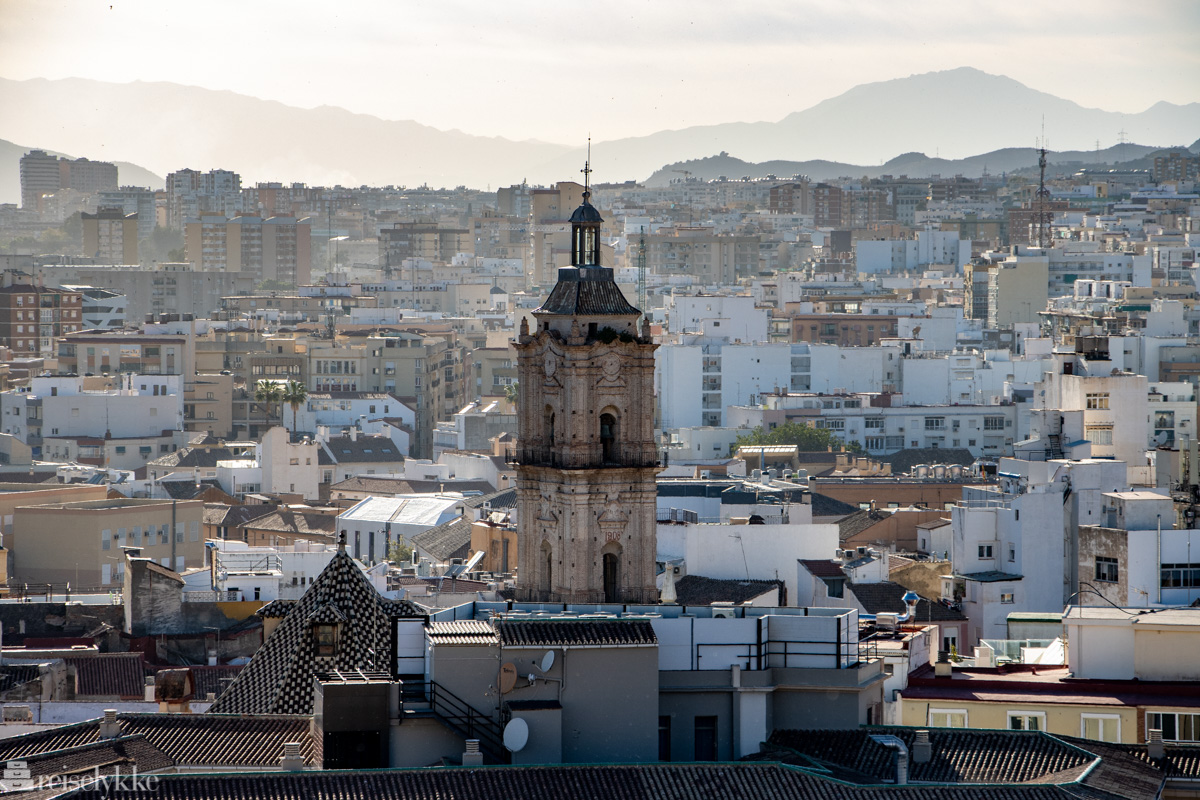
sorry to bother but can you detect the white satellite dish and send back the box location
[540,651,555,673]
[503,717,529,752]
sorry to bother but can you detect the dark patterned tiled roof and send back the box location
[147,446,236,469]
[673,575,783,606]
[0,713,315,768]
[65,653,146,699]
[495,619,657,648]
[536,266,641,316]
[255,599,295,618]
[243,509,337,536]
[768,728,1097,785]
[208,546,423,715]
[46,760,1167,800]
[849,581,967,622]
[320,435,404,464]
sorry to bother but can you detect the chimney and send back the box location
[349,427,358,442]
[934,651,952,678]
[912,730,932,764]
[462,739,483,767]
[99,709,121,739]
[281,741,305,771]
[1147,728,1164,760]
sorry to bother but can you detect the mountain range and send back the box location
[0,67,1196,203]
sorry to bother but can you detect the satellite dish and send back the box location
[503,717,529,752]
[540,651,555,673]
[499,663,517,694]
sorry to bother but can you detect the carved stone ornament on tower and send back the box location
[512,165,660,605]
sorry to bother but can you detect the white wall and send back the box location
[683,522,839,604]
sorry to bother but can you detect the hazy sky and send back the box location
[2,0,1197,145]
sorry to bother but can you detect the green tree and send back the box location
[731,421,862,455]
[503,381,519,408]
[253,380,283,425]
[388,537,413,564]
[281,379,309,434]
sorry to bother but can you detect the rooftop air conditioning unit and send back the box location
[710,603,736,619]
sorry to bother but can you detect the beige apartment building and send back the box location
[643,227,760,285]
[82,208,139,264]
[11,498,205,586]
[529,182,586,287]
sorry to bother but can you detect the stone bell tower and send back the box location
[514,167,659,604]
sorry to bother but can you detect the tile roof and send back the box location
[44,760,1168,800]
[767,727,1111,787]
[536,266,641,317]
[427,619,499,645]
[65,653,146,699]
[0,664,42,693]
[208,545,423,715]
[147,446,237,469]
[800,559,846,579]
[881,447,976,474]
[0,713,315,768]
[837,508,892,541]
[16,734,174,781]
[495,619,657,648]
[186,665,244,700]
[673,575,784,606]
[849,581,967,622]
[411,516,471,562]
[320,435,404,464]
[243,509,338,537]
[810,491,861,517]
[203,503,274,528]
[255,599,295,618]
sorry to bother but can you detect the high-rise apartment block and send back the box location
[166,168,243,228]
[19,150,118,210]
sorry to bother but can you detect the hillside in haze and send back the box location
[642,143,1165,187]
[0,68,1195,191]
[0,138,162,207]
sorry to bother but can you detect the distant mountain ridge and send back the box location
[643,143,1168,186]
[0,68,1195,197]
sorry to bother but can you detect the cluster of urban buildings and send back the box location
[0,146,1194,796]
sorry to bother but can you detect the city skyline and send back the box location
[1,0,1197,150]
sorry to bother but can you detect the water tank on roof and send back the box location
[933,465,947,480]
[915,465,929,479]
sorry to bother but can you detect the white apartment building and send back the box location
[667,294,768,342]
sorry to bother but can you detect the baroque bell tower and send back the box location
[514,166,659,604]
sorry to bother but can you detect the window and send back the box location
[1081,714,1120,742]
[694,716,718,761]
[929,708,968,728]
[314,624,337,656]
[978,544,994,559]
[1009,712,1045,731]
[1147,712,1200,742]
[1085,393,1110,410]
[1086,425,1113,446]
[101,529,111,551]
[1160,563,1200,588]
[1095,556,1119,583]
[1000,593,1014,604]
[659,716,672,761]
[925,416,946,430]
[984,416,1005,431]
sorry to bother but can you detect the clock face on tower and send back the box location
[544,353,557,376]
[602,355,621,377]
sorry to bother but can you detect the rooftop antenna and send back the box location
[1035,120,1051,249]
[637,225,648,317]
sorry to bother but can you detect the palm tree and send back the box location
[253,380,283,426]
[282,379,309,434]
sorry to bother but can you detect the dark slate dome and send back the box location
[569,197,603,224]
